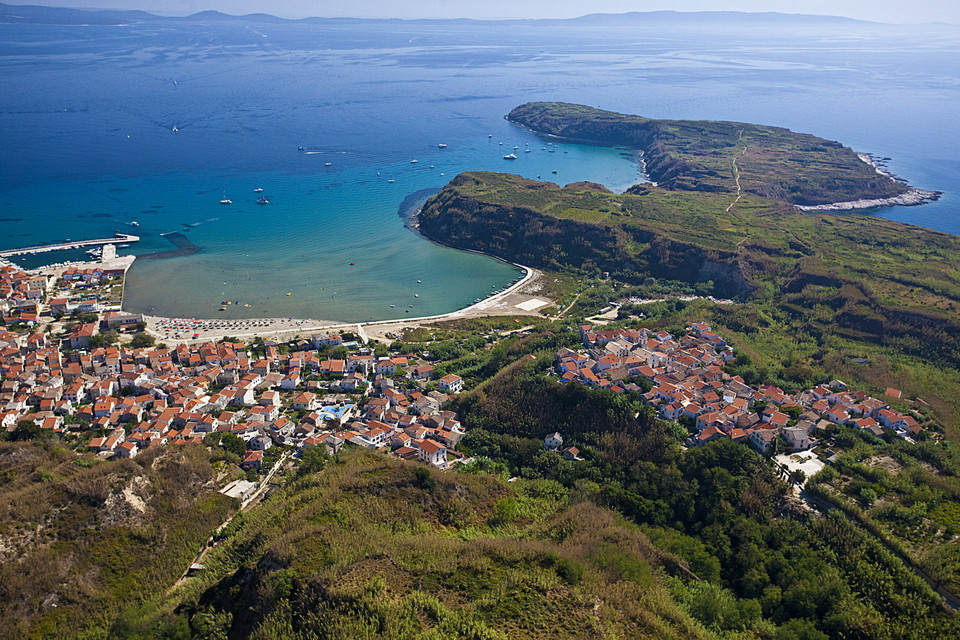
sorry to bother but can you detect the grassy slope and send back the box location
[421,171,960,325]
[507,102,908,205]
[133,450,713,640]
[0,442,236,640]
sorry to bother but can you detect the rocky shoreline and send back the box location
[798,153,942,212]
[797,188,942,212]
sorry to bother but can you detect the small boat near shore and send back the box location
[503,153,517,160]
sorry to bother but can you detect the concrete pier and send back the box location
[0,233,139,258]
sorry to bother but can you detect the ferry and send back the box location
[503,153,517,160]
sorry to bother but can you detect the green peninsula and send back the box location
[507,102,910,205]
[418,104,960,423]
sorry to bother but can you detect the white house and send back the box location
[418,438,447,469]
[782,427,811,451]
[544,432,563,450]
[438,374,463,393]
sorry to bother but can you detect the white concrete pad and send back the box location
[515,298,549,311]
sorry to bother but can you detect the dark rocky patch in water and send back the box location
[138,232,200,259]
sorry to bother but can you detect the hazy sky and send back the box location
[7,0,960,24]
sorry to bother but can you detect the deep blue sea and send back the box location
[1,17,958,320]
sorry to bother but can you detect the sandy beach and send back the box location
[143,265,552,345]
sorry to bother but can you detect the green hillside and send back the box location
[507,102,908,205]
[123,449,714,640]
[0,442,236,640]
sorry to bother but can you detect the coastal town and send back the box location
[2,252,473,474]
[1,245,936,484]
[556,321,927,458]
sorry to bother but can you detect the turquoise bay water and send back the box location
[4,139,639,320]
[1,18,958,320]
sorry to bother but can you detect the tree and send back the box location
[88,331,119,348]
[130,332,156,348]
[15,420,42,441]
[414,467,436,492]
[219,434,246,458]
[297,445,330,477]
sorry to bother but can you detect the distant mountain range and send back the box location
[0,2,878,27]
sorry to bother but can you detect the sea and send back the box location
[1,15,958,321]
